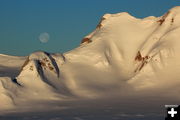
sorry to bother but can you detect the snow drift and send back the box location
[1,6,180,112]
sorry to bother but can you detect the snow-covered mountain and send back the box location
[1,6,180,112]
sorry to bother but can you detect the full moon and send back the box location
[39,32,50,43]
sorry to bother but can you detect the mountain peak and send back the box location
[1,6,180,111]
[19,51,60,82]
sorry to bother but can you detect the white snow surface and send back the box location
[0,6,180,113]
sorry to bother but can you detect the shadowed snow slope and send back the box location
[0,6,180,112]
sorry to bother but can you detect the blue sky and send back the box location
[0,0,179,56]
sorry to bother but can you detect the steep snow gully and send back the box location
[1,6,180,112]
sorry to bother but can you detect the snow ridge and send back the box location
[1,6,180,111]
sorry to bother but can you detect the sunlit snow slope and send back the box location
[1,6,180,111]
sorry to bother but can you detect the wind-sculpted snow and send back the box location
[1,6,180,113]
